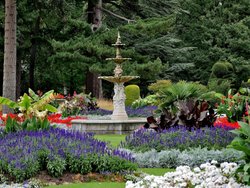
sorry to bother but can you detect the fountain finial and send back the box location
[115,31,123,58]
[116,31,122,45]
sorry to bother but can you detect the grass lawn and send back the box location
[139,168,174,176]
[94,134,127,148]
[45,182,125,188]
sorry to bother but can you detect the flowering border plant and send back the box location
[126,161,247,188]
[0,88,57,133]
[216,89,249,123]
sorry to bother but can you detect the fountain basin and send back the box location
[71,118,146,134]
[106,57,131,64]
[98,76,139,83]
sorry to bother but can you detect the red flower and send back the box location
[48,114,87,127]
[214,117,240,129]
[54,93,64,99]
[0,113,25,125]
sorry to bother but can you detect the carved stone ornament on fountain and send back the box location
[99,31,139,120]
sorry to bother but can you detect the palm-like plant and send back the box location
[158,81,207,113]
[156,81,215,128]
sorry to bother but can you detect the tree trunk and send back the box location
[16,55,21,99]
[87,0,102,32]
[29,42,37,90]
[85,71,102,99]
[29,16,40,90]
[3,0,17,113]
[85,1,103,98]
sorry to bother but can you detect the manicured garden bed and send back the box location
[0,128,136,183]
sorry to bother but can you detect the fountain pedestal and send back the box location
[112,82,127,120]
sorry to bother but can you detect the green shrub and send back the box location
[47,156,66,178]
[125,85,140,106]
[156,80,207,117]
[228,122,250,186]
[132,94,158,108]
[89,154,137,173]
[7,159,40,183]
[148,80,172,93]
[68,155,92,174]
[208,79,231,95]
[211,61,232,78]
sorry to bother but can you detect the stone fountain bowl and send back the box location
[106,57,131,64]
[71,117,146,134]
[98,76,139,83]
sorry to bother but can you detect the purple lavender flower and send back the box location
[121,125,235,151]
[0,128,135,181]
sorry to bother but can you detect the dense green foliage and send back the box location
[0,0,249,97]
[228,122,250,185]
[148,80,172,93]
[176,0,250,87]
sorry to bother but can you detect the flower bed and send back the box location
[121,126,235,152]
[126,161,247,188]
[0,128,137,182]
[0,113,87,128]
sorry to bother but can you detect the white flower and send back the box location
[125,161,247,188]
[211,160,218,165]
[2,114,7,118]
[179,182,187,187]
[193,167,201,173]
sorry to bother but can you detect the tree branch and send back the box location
[101,7,136,23]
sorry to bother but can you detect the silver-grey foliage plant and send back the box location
[121,148,244,168]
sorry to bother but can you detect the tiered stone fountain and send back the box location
[99,31,139,120]
[72,32,146,134]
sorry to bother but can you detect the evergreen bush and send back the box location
[148,80,172,93]
[125,85,140,106]
[211,62,229,78]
